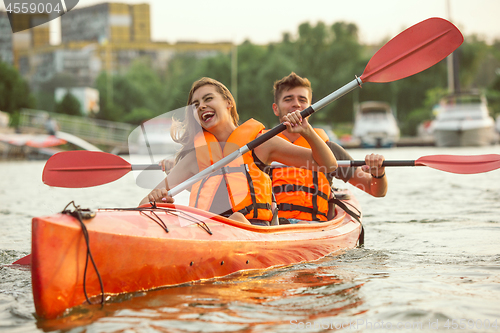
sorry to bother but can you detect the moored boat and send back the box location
[432,92,497,147]
[496,114,500,137]
[352,101,400,148]
[31,190,362,319]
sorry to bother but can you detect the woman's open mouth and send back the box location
[201,111,215,123]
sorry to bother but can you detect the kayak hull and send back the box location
[32,193,362,319]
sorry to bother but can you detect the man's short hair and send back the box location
[273,72,313,104]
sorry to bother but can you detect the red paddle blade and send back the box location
[43,151,132,188]
[12,254,31,266]
[361,17,463,83]
[416,154,500,174]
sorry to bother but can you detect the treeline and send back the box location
[2,21,500,136]
[94,21,500,135]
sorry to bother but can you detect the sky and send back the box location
[63,0,500,44]
[2,0,500,45]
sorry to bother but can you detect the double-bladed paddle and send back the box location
[42,151,500,188]
[42,17,465,192]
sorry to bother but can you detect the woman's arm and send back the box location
[139,151,198,205]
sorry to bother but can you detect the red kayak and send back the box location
[31,190,362,319]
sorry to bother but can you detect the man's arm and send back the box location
[326,141,387,197]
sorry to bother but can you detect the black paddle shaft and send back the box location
[350,160,417,167]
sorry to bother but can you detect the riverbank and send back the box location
[337,136,435,149]
[0,126,63,160]
[1,123,436,161]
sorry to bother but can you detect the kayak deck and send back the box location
[31,192,362,319]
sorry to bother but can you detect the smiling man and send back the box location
[269,72,388,224]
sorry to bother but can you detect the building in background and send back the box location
[61,2,151,44]
[16,39,232,90]
[4,2,232,95]
[0,11,51,67]
[0,12,13,65]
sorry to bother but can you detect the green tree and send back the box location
[242,46,297,126]
[122,107,156,125]
[0,61,35,115]
[458,36,491,89]
[36,73,79,112]
[162,53,203,111]
[56,92,81,116]
[95,71,146,122]
[95,72,121,121]
[487,69,500,117]
[278,21,365,124]
[95,59,172,123]
[88,21,500,136]
[124,59,166,115]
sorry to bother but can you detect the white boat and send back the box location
[352,101,400,148]
[432,92,497,147]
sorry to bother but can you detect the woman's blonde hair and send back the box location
[172,77,239,162]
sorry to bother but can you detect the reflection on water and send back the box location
[1,146,500,332]
[36,250,375,332]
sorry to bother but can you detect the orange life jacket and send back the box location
[270,129,331,221]
[189,119,273,221]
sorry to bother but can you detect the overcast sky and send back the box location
[3,0,500,45]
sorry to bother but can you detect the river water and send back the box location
[1,146,499,333]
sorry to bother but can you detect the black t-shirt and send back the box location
[326,141,356,183]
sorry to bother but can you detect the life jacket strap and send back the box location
[243,164,258,218]
[276,203,327,220]
[204,164,271,219]
[219,203,272,218]
[237,203,272,216]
